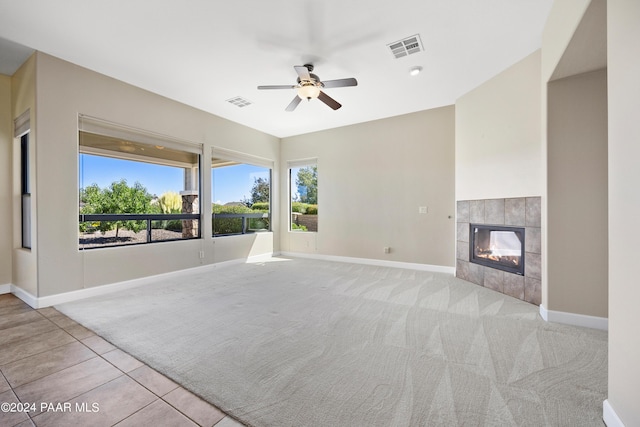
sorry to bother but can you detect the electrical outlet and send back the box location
[418,206,428,214]
[199,250,205,259]
[384,247,391,254]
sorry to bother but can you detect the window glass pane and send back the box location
[211,161,271,236]
[290,164,318,232]
[79,132,200,249]
[21,134,29,194]
[21,133,30,249]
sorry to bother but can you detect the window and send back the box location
[14,109,30,249]
[289,160,318,232]
[211,148,272,236]
[78,117,201,249]
[20,133,31,249]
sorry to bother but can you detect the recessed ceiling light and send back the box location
[409,66,422,76]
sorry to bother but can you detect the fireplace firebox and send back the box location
[470,224,525,275]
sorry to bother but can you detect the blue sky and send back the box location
[80,154,270,204]
[212,164,269,205]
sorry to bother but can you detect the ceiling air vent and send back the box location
[227,96,252,108]
[388,34,423,59]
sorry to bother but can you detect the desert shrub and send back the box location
[212,204,253,235]
[248,218,269,231]
[291,202,307,214]
[212,204,253,214]
[150,219,183,232]
[250,202,270,211]
[155,191,183,230]
[211,204,270,234]
[291,202,318,214]
[157,191,182,213]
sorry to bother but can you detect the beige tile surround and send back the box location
[456,197,542,305]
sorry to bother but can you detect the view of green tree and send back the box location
[296,166,317,204]
[249,177,270,205]
[80,179,154,237]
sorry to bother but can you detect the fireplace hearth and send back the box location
[470,224,525,275]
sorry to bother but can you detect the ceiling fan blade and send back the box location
[318,91,342,110]
[285,96,302,112]
[321,78,358,89]
[258,85,296,90]
[294,65,311,81]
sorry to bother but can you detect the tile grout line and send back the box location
[2,298,236,427]
[0,330,79,370]
[3,308,110,422]
[66,317,214,426]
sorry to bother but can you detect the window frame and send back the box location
[77,115,203,250]
[14,109,31,250]
[288,159,318,233]
[211,147,273,237]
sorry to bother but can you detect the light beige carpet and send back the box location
[57,257,607,426]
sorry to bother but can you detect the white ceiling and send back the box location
[0,0,554,138]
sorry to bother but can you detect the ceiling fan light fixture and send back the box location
[258,65,356,111]
[297,83,320,100]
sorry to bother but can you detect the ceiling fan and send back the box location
[258,64,357,111]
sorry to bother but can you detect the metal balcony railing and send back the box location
[79,213,201,246]
[212,212,270,236]
[79,212,271,247]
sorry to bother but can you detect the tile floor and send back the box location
[0,294,245,427]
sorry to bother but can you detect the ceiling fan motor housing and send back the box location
[297,73,321,85]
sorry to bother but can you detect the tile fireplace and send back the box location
[456,197,541,305]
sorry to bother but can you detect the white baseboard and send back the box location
[1,284,39,308]
[603,400,626,427]
[279,251,455,275]
[539,304,608,331]
[5,253,277,309]
[11,285,39,308]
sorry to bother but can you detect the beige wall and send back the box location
[11,54,38,296]
[0,75,12,286]
[280,106,455,267]
[31,52,279,296]
[541,0,605,312]
[541,0,608,318]
[455,50,542,201]
[541,0,592,82]
[608,0,640,424]
[547,69,608,317]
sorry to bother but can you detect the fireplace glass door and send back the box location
[470,224,525,275]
